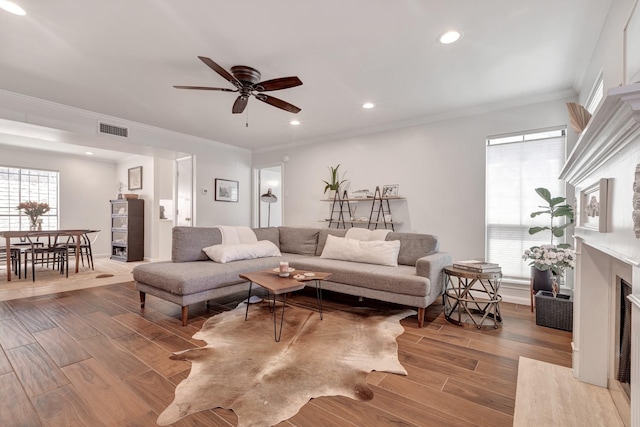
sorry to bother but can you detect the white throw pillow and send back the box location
[203,240,281,263]
[320,234,400,267]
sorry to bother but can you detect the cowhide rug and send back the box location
[157,301,414,427]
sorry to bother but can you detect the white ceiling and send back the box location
[0,0,611,156]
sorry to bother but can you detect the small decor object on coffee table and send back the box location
[443,265,503,329]
[240,269,331,342]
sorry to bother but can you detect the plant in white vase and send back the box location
[522,188,575,297]
[322,164,348,198]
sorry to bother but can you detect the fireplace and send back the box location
[617,278,632,397]
[559,83,640,427]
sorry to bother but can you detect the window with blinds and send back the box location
[486,128,566,280]
[0,166,59,231]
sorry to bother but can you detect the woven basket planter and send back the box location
[535,290,573,332]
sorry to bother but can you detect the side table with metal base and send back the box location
[443,266,503,329]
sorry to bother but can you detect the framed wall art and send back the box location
[580,178,610,232]
[382,184,399,198]
[128,166,143,190]
[215,178,239,202]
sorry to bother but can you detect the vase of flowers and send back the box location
[523,188,575,295]
[16,201,50,231]
[523,244,576,294]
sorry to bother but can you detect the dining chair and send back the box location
[25,234,69,281]
[63,231,97,270]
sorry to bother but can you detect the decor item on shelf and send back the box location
[322,164,348,198]
[523,188,575,306]
[566,102,592,134]
[580,178,610,232]
[215,178,239,202]
[117,182,125,199]
[16,201,50,231]
[260,188,278,227]
[36,219,42,231]
[382,184,399,197]
[128,166,143,190]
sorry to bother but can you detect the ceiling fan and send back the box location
[174,56,302,114]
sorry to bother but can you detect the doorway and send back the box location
[256,165,282,228]
[176,156,193,226]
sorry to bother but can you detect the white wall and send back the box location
[253,96,576,264]
[193,150,252,227]
[578,0,637,104]
[1,144,116,256]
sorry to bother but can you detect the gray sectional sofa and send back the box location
[132,226,451,327]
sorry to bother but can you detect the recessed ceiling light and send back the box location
[85,151,94,156]
[438,30,462,44]
[362,102,375,109]
[290,120,300,126]
[0,1,26,15]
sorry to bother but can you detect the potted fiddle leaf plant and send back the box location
[322,164,348,199]
[522,187,576,297]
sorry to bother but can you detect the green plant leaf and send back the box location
[557,243,572,249]
[530,210,550,218]
[552,227,566,238]
[549,196,566,206]
[528,226,549,235]
[535,187,552,203]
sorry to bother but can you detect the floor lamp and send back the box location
[260,188,278,227]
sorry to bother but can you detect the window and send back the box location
[0,166,59,230]
[486,128,566,280]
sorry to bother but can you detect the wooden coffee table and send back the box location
[239,269,331,342]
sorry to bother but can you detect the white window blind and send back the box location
[486,129,566,280]
[0,166,59,231]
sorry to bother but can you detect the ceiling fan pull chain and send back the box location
[246,104,249,128]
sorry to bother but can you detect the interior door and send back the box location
[176,156,193,226]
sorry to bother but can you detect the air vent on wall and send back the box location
[99,122,129,138]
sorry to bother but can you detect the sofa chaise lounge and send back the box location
[132,226,451,327]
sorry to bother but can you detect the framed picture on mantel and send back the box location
[580,178,610,232]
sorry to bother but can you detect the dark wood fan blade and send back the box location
[173,86,237,92]
[255,76,303,92]
[255,94,301,114]
[232,96,249,114]
[198,56,240,86]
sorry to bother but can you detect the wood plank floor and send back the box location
[0,281,574,426]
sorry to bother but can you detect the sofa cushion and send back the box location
[320,235,400,267]
[290,257,430,297]
[134,253,309,296]
[203,241,281,263]
[253,227,280,248]
[278,227,319,255]
[386,232,439,266]
[172,226,222,262]
[316,229,348,256]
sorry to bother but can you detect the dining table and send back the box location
[0,229,98,281]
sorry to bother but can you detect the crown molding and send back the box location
[560,83,640,185]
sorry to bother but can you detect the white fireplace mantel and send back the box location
[560,82,640,186]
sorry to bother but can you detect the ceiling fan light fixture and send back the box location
[362,102,375,109]
[290,120,300,126]
[0,0,26,15]
[438,30,462,44]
